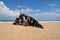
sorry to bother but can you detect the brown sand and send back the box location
[0,22,60,40]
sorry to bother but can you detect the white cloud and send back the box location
[0,1,60,21]
[0,1,40,20]
[33,9,60,21]
[48,4,57,7]
[17,5,40,13]
[0,1,20,20]
[19,8,40,13]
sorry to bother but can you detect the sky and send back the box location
[0,0,60,21]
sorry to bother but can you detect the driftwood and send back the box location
[13,13,43,28]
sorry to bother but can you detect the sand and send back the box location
[0,22,60,40]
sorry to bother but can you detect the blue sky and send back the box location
[1,0,60,11]
[0,0,60,21]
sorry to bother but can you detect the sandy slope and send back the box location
[0,22,60,40]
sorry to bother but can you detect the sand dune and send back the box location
[0,22,60,40]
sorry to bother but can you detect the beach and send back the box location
[0,21,60,40]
